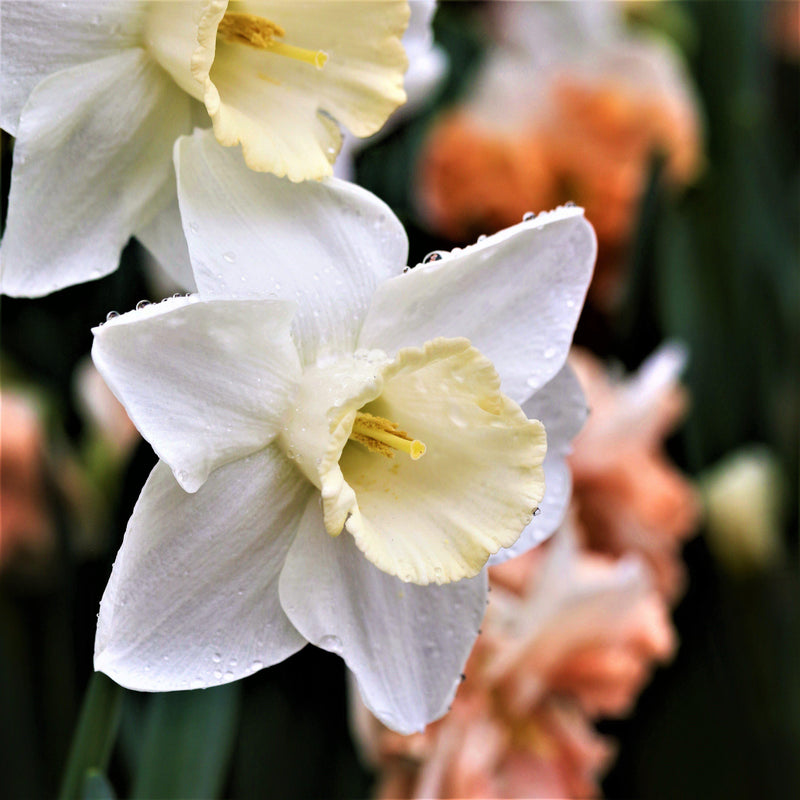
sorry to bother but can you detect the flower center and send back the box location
[216,12,328,69]
[349,412,426,460]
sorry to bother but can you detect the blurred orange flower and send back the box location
[416,2,702,311]
[568,345,701,601]
[353,526,675,799]
[0,392,54,570]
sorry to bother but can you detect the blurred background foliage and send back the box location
[1,2,798,799]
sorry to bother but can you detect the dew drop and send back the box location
[544,346,557,359]
[229,657,238,667]
[319,634,343,653]
[223,251,236,263]
[448,404,467,428]
[106,310,119,321]
[523,211,536,221]
[477,234,487,241]
[136,299,151,310]
[564,200,576,207]
[213,669,223,680]
[212,652,222,663]
[422,251,444,264]
[189,222,199,234]
[191,677,205,690]
[251,659,264,671]
[533,507,541,516]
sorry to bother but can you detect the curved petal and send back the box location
[135,173,196,292]
[490,363,588,564]
[0,1,144,134]
[175,128,409,364]
[279,498,487,734]
[95,446,312,691]
[236,1,409,139]
[92,296,301,493]
[1,50,191,297]
[358,207,597,405]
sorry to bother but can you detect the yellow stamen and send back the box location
[217,12,328,69]
[350,412,426,460]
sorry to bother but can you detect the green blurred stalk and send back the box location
[58,673,123,800]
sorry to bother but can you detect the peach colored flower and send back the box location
[351,526,674,799]
[415,1,702,310]
[568,345,701,601]
[417,114,557,243]
[0,392,54,570]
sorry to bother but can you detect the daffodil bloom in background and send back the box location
[0,0,408,296]
[90,128,595,733]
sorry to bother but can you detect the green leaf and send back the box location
[82,769,116,800]
[59,673,123,800]
[131,683,241,800]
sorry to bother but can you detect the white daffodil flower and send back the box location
[0,0,408,296]
[90,129,595,734]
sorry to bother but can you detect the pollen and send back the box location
[350,412,426,460]
[217,12,328,69]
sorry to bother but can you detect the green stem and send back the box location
[59,672,123,800]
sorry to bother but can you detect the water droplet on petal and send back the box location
[251,660,264,671]
[189,222,199,234]
[106,311,119,321]
[533,507,542,516]
[544,346,557,359]
[422,251,445,264]
[477,234,487,241]
[223,251,236,263]
[319,634,343,653]
[212,652,221,663]
[523,211,536,221]
[136,299,151,310]
[564,200,576,207]
[213,669,223,680]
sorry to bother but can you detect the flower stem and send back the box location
[58,673,123,800]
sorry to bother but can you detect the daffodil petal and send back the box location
[339,338,547,585]
[95,448,311,692]
[358,207,596,405]
[174,128,408,364]
[0,1,144,135]
[522,362,588,456]
[92,296,301,493]
[490,363,588,564]
[1,50,191,297]
[205,41,343,181]
[135,174,196,292]
[279,497,487,734]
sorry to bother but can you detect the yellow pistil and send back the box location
[350,412,426,460]
[217,12,328,69]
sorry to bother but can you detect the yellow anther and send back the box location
[350,412,426,460]
[217,12,328,69]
